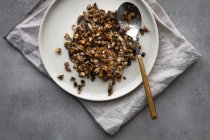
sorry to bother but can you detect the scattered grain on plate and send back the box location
[74,82,78,87]
[64,62,69,67]
[81,80,85,85]
[108,83,113,96]
[65,67,71,72]
[140,26,149,35]
[141,52,146,57]
[55,48,61,54]
[70,77,76,81]
[64,62,71,72]
[57,74,64,80]
[77,84,83,94]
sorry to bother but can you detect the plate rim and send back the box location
[39,0,159,101]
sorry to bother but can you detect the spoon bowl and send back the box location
[116,2,141,39]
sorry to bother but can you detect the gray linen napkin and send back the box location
[5,0,201,135]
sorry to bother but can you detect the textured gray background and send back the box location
[0,0,210,139]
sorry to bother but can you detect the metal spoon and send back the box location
[116,2,157,120]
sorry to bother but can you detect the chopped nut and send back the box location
[118,36,124,42]
[64,33,71,40]
[73,34,79,39]
[79,40,86,45]
[123,76,126,80]
[73,64,77,69]
[93,3,97,9]
[74,82,78,87]
[111,42,115,47]
[65,41,72,50]
[79,72,86,77]
[111,79,116,86]
[65,67,71,72]
[140,26,149,35]
[70,77,76,81]
[88,8,96,14]
[138,44,142,50]
[72,25,77,32]
[64,62,69,67]
[81,80,85,85]
[87,4,92,10]
[141,52,146,57]
[123,11,133,23]
[57,74,64,80]
[88,23,94,32]
[108,83,113,96]
[55,48,61,54]
[77,84,84,94]
[124,26,130,32]
[64,62,71,72]
[129,12,136,17]
[75,44,84,50]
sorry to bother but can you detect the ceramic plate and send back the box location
[39,0,159,101]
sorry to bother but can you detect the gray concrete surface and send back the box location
[0,0,210,139]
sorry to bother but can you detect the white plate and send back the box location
[39,0,159,101]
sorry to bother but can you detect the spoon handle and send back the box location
[137,55,158,120]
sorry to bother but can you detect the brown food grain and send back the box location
[64,3,138,95]
[55,48,61,54]
[140,26,149,35]
[57,74,64,80]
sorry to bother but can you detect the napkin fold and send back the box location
[5,0,201,135]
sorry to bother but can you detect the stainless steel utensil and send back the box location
[116,2,157,120]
